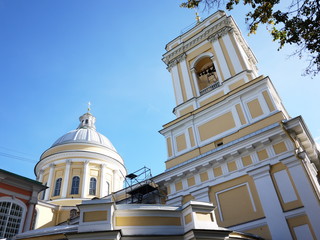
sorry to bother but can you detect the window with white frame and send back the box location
[70,176,80,195]
[89,177,96,195]
[0,200,25,238]
[53,178,62,196]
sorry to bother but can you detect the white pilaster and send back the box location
[170,65,184,105]
[100,164,107,198]
[61,160,71,198]
[81,161,89,198]
[248,165,292,239]
[37,169,44,182]
[23,190,38,231]
[222,34,242,74]
[44,164,55,200]
[281,156,320,238]
[190,68,200,97]
[211,39,231,80]
[180,59,194,100]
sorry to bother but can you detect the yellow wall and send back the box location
[229,79,245,91]
[246,225,272,240]
[83,210,108,222]
[200,172,209,182]
[175,181,183,191]
[198,112,236,141]
[241,155,252,167]
[115,216,181,226]
[165,112,286,169]
[247,99,264,119]
[263,90,275,112]
[287,215,316,240]
[209,175,264,227]
[180,105,194,116]
[176,133,187,152]
[187,176,196,187]
[257,149,268,161]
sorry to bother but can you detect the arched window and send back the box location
[106,181,110,195]
[70,176,80,195]
[89,178,96,195]
[53,178,62,196]
[40,182,47,200]
[195,57,219,94]
[0,199,26,238]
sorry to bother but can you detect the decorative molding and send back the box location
[163,17,233,65]
[207,26,233,42]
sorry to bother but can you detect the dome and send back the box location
[51,128,116,151]
[51,112,116,151]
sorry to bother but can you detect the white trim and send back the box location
[212,40,231,80]
[180,59,194,100]
[215,183,256,221]
[222,34,243,74]
[171,65,184,105]
[0,197,27,237]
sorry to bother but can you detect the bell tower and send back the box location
[156,10,320,239]
[162,11,258,113]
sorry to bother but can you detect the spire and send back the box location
[77,103,96,130]
[87,101,91,113]
[195,11,201,24]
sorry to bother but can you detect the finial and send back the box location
[195,11,201,24]
[87,101,91,113]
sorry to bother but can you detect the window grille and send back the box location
[0,201,24,238]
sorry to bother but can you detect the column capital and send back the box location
[191,186,210,202]
[66,159,72,165]
[280,155,302,168]
[247,164,270,180]
[207,26,233,42]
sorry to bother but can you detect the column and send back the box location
[61,160,71,198]
[23,189,38,231]
[190,68,200,97]
[170,64,184,105]
[180,58,194,99]
[210,56,223,84]
[281,156,320,238]
[44,164,55,200]
[37,169,44,182]
[248,165,292,239]
[100,164,107,198]
[81,161,89,198]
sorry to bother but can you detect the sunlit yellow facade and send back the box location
[16,11,320,240]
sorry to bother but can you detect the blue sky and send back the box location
[0,0,319,180]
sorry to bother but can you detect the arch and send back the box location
[89,177,97,195]
[53,178,62,196]
[191,52,220,94]
[70,176,80,195]
[0,197,27,238]
[190,52,214,68]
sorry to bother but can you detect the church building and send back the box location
[15,11,320,240]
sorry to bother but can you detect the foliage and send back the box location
[180,0,320,76]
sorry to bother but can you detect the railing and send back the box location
[200,81,221,95]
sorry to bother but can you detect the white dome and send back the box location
[51,128,116,151]
[51,112,116,151]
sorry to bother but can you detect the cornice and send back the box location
[163,17,232,66]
